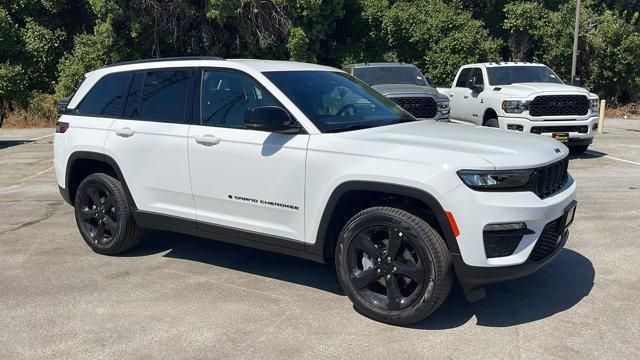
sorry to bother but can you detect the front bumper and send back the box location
[498,115,598,145]
[441,174,577,285]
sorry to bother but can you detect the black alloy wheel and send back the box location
[74,173,143,255]
[346,225,430,311]
[336,207,453,325]
[77,183,120,246]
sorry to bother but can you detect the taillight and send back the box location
[56,122,69,133]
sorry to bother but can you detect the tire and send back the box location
[569,145,589,155]
[335,207,453,325]
[74,173,143,255]
[484,118,499,128]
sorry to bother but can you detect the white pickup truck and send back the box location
[441,62,600,154]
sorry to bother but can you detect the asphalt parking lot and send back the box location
[1,119,639,359]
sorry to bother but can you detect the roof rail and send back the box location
[103,56,225,68]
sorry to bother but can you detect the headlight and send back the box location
[590,98,600,112]
[438,101,450,114]
[457,169,533,190]
[501,100,528,114]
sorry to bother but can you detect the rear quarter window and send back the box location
[75,73,131,117]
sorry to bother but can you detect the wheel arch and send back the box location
[307,181,460,262]
[64,151,136,208]
[483,108,498,125]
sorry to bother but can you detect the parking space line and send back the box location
[18,166,54,183]
[587,151,640,166]
[29,133,54,141]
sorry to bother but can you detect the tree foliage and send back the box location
[0,0,639,109]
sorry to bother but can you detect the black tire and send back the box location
[569,145,589,155]
[484,118,499,127]
[335,207,453,325]
[74,173,143,255]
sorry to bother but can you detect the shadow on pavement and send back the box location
[0,140,29,150]
[126,230,593,328]
[124,229,344,295]
[570,149,606,160]
[416,249,594,329]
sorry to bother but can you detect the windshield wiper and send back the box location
[324,124,374,133]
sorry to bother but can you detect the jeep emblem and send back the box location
[554,148,561,154]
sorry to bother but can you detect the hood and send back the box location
[327,121,569,170]
[494,82,592,98]
[371,84,441,97]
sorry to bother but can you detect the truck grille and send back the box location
[390,97,437,119]
[529,217,564,262]
[526,157,569,199]
[531,125,588,134]
[530,95,589,116]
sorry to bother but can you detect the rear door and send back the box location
[104,69,196,220]
[188,69,308,241]
[466,67,486,124]
[450,67,472,123]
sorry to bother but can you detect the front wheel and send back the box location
[335,207,453,325]
[484,118,499,127]
[569,144,590,155]
[74,173,143,255]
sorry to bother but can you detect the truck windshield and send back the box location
[487,66,563,85]
[353,66,429,86]
[264,71,416,133]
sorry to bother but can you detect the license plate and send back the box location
[564,201,577,228]
[553,133,569,142]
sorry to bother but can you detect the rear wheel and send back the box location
[74,173,143,255]
[335,207,453,325]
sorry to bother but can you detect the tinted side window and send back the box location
[200,70,279,128]
[468,68,484,86]
[455,68,472,88]
[123,72,144,119]
[76,73,130,117]
[141,70,192,123]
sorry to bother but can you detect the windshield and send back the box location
[352,66,429,86]
[487,66,563,85]
[263,71,416,133]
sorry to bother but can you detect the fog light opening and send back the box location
[507,124,524,131]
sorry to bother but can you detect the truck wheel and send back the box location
[484,118,499,127]
[569,145,589,155]
[74,173,143,255]
[335,207,453,325]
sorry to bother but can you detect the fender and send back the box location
[62,151,137,209]
[305,181,461,260]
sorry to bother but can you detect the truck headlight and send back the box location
[438,101,450,115]
[501,100,528,114]
[590,98,600,112]
[457,169,533,190]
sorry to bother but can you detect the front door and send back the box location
[188,69,308,242]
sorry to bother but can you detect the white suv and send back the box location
[444,62,599,154]
[54,57,577,325]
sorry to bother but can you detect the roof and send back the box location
[97,57,337,74]
[466,62,547,68]
[347,62,417,68]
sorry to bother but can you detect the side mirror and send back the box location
[471,84,484,92]
[426,76,434,86]
[245,106,298,133]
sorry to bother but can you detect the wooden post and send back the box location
[598,99,606,134]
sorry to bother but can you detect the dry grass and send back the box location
[1,94,59,129]
[605,103,640,120]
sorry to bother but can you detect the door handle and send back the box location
[115,127,135,137]
[194,134,221,146]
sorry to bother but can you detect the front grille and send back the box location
[526,157,569,199]
[530,95,589,116]
[529,217,564,262]
[390,97,437,118]
[531,125,588,134]
[483,233,523,258]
